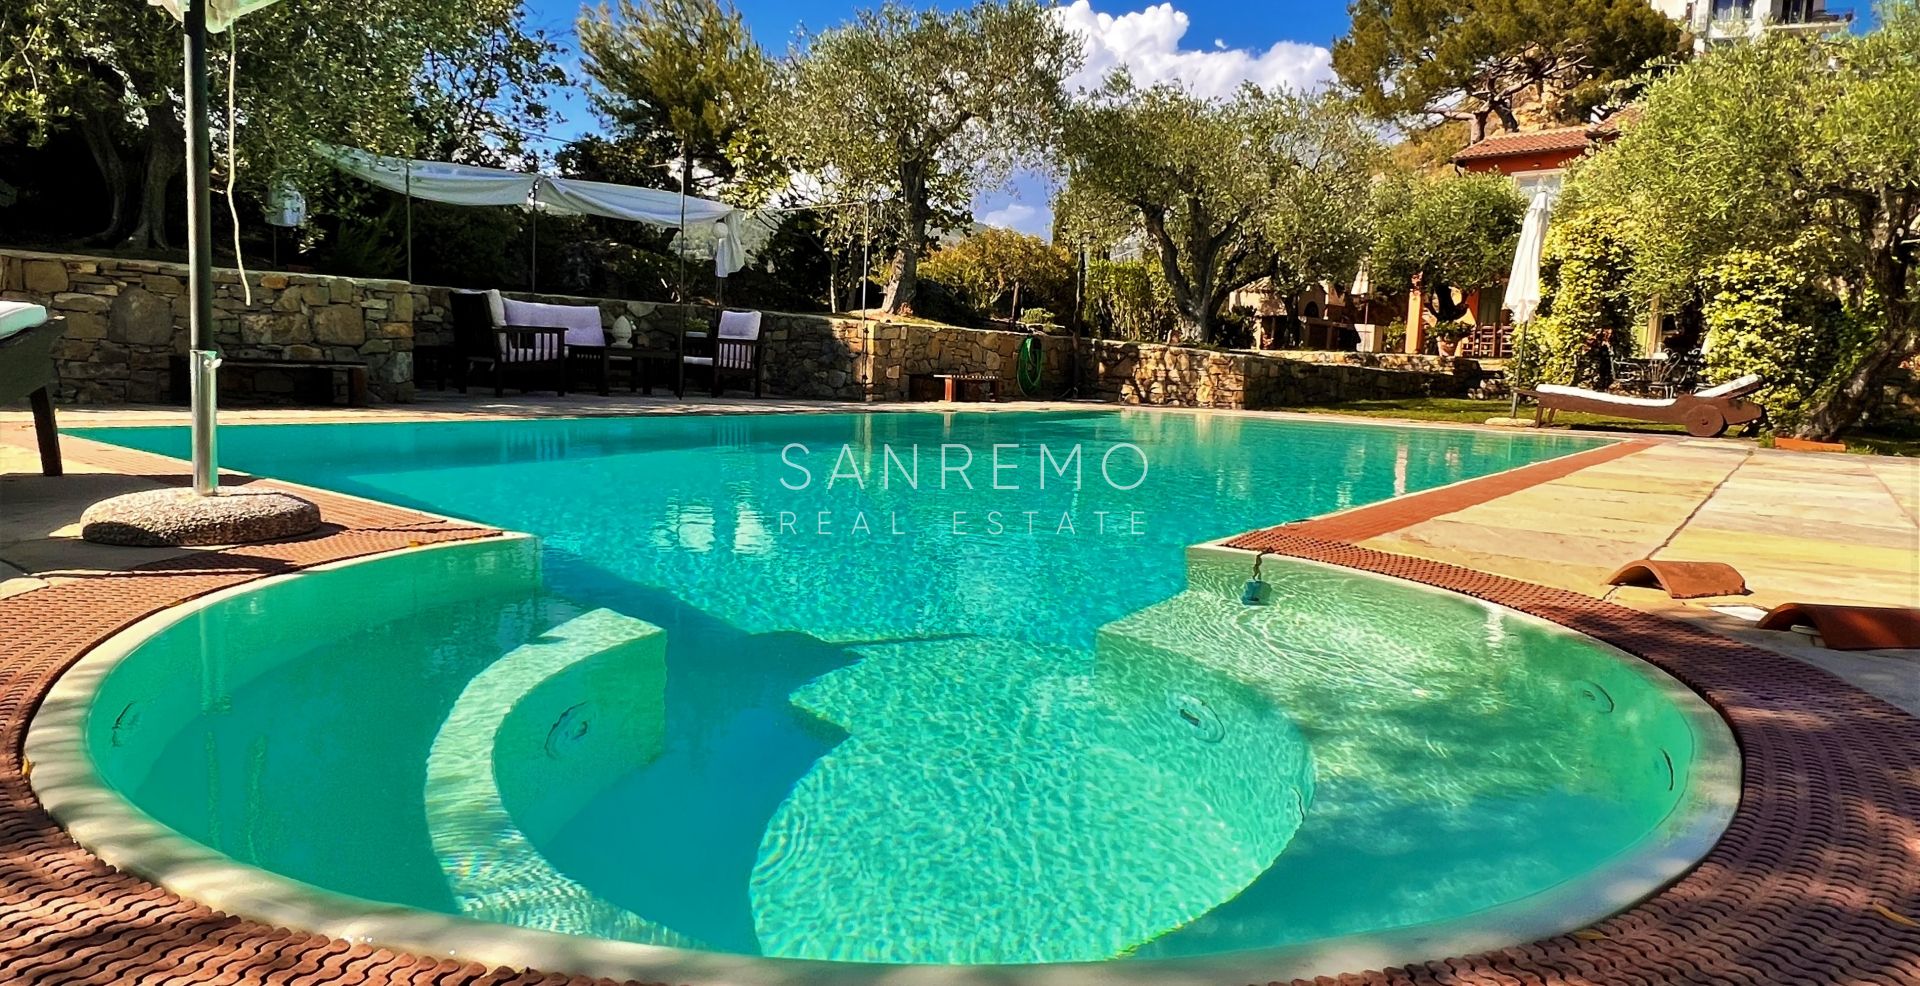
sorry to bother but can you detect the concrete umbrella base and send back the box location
[80,487,322,547]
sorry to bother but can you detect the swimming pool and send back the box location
[40,411,1737,981]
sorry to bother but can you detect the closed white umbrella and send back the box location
[147,0,288,494]
[1505,190,1552,418]
[1348,260,1371,299]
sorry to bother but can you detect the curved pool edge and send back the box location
[24,536,1741,986]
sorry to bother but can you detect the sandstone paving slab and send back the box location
[1365,517,1662,572]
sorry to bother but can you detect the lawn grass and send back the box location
[1288,397,1920,457]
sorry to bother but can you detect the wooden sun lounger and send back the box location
[0,310,64,476]
[1521,373,1765,438]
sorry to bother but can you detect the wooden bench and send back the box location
[171,355,369,407]
[935,372,999,402]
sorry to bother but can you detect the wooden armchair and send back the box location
[450,291,566,396]
[679,310,765,397]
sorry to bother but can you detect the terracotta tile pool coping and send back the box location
[3,431,1918,984]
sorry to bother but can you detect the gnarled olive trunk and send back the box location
[881,159,931,314]
[124,112,184,251]
[78,107,131,244]
[1797,258,1915,440]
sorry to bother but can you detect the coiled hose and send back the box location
[1016,335,1045,396]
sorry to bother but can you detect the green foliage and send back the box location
[578,0,773,201]
[1332,0,1680,139]
[770,0,1080,313]
[919,227,1070,322]
[1564,4,1920,438]
[1431,319,1473,341]
[1369,172,1525,321]
[1701,247,1867,430]
[0,0,563,248]
[1017,307,1056,326]
[1082,259,1177,341]
[1058,81,1381,343]
[1527,209,1641,386]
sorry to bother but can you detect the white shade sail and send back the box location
[1503,191,1552,325]
[320,145,540,209]
[318,144,747,276]
[147,0,283,32]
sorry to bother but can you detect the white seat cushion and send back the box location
[682,355,714,366]
[1535,383,1673,408]
[0,301,49,341]
[1695,373,1762,399]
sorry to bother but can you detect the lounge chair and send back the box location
[0,302,63,476]
[680,310,764,398]
[1522,373,1764,438]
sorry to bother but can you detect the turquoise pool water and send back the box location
[68,412,1718,969]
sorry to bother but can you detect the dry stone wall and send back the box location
[4,249,1472,410]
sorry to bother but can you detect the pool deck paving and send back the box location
[1,398,1918,985]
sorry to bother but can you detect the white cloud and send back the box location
[977,201,1046,235]
[1052,1,1335,101]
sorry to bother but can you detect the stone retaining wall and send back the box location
[1081,339,1474,409]
[3,251,421,404]
[3,248,1467,409]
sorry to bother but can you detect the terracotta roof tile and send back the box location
[1452,126,1596,162]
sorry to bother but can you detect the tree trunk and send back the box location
[125,113,184,251]
[882,161,931,314]
[1796,277,1915,441]
[79,107,131,244]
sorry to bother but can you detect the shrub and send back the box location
[1083,259,1177,340]
[1528,209,1641,387]
[1700,245,1868,430]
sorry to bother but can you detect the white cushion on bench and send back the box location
[1535,384,1673,408]
[0,301,49,341]
[1695,373,1762,399]
[501,298,606,348]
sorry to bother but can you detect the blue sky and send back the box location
[518,0,1354,235]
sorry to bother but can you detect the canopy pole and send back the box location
[184,0,219,496]
[859,199,870,315]
[404,156,413,283]
[677,141,689,305]
[530,207,538,293]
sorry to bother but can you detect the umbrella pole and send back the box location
[1508,319,1527,419]
[184,0,219,495]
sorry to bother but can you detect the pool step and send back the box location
[749,634,1310,964]
[423,606,699,948]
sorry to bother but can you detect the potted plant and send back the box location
[1432,319,1474,356]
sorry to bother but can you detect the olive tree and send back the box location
[769,0,1079,314]
[1,0,562,249]
[1567,3,1920,439]
[1369,172,1526,322]
[1058,79,1381,344]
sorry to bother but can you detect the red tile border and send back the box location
[1267,438,1656,543]
[4,430,1919,985]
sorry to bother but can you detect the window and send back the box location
[1712,0,1754,18]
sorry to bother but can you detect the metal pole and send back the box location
[677,142,689,304]
[404,157,413,283]
[185,0,219,495]
[529,207,538,293]
[859,200,870,315]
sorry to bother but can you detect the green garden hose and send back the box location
[1017,335,1045,396]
